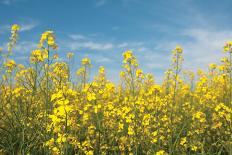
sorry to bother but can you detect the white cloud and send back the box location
[3,41,37,53]
[0,25,11,34]
[69,34,86,40]
[117,41,145,51]
[180,28,232,71]
[64,27,232,84]
[14,41,37,53]
[143,52,170,69]
[0,0,25,5]
[0,21,38,34]
[94,55,113,63]
[112,26,119,31]
[138,27,232,84]
[20,22,38,31]
[67,41,114,51]
[136,46,148,52]
[66,33,114,51]
[95,0,107,7]
[117,42,128,48]
[1,0,15,5]
[116,27,232,84]
[15,56,27,61]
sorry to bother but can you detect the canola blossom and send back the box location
[0,24,231,155]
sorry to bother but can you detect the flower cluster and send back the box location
[0,25,231,155]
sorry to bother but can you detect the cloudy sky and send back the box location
[0,0,232,83]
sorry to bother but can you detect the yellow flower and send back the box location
[128,126,134,135]
[67,52,74,59]
[123,50,133,62]
[191,145,198,151]
[98,66,105,74]
[47,36,55,46]
[180,137,187,146]
[45,138,54,146]
[8,24,20,52]
[53,54,59,59]
[223,41,232,52]
[155,150,167,155]
[120,71,125,78]
[118,123,124,130]
[86,150,93,155]
[30,49,48,62]
[4,59,16,72]
[5,59,16,68]
[76,67,85,76]
[52,147,60,154]
[87,92,96,101]
[136,69,144,78]
[39,31,57,49]
[81,57,91,65]
[174,45,183,53]
[94,104,101,114]
[209,63,217,69]
[193,111,206,123]
[11,24,20,31]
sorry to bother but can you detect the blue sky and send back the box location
[1,0,232,83]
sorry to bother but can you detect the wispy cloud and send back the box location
[69,34,87,40]
[0,0,26,5]
[139,27,232,78]
[65,33,114,51]
[68,41,114,51]
[0,25,11,34]
[94,55,113,63]
[2,41,37,54]
[0,20,39,34]
[0,40,37,62]
[20,21,39,31]
[112,26,119,31]
[180,28,232,70]
[117,42,128,48]
[14,41,37,53]
[95,0,107,7]
[62,27,232,84]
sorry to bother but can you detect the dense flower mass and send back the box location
[0,25,231,155]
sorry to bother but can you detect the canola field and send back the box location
[0,24,231,155]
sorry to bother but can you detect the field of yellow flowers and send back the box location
[0,24,231,155]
